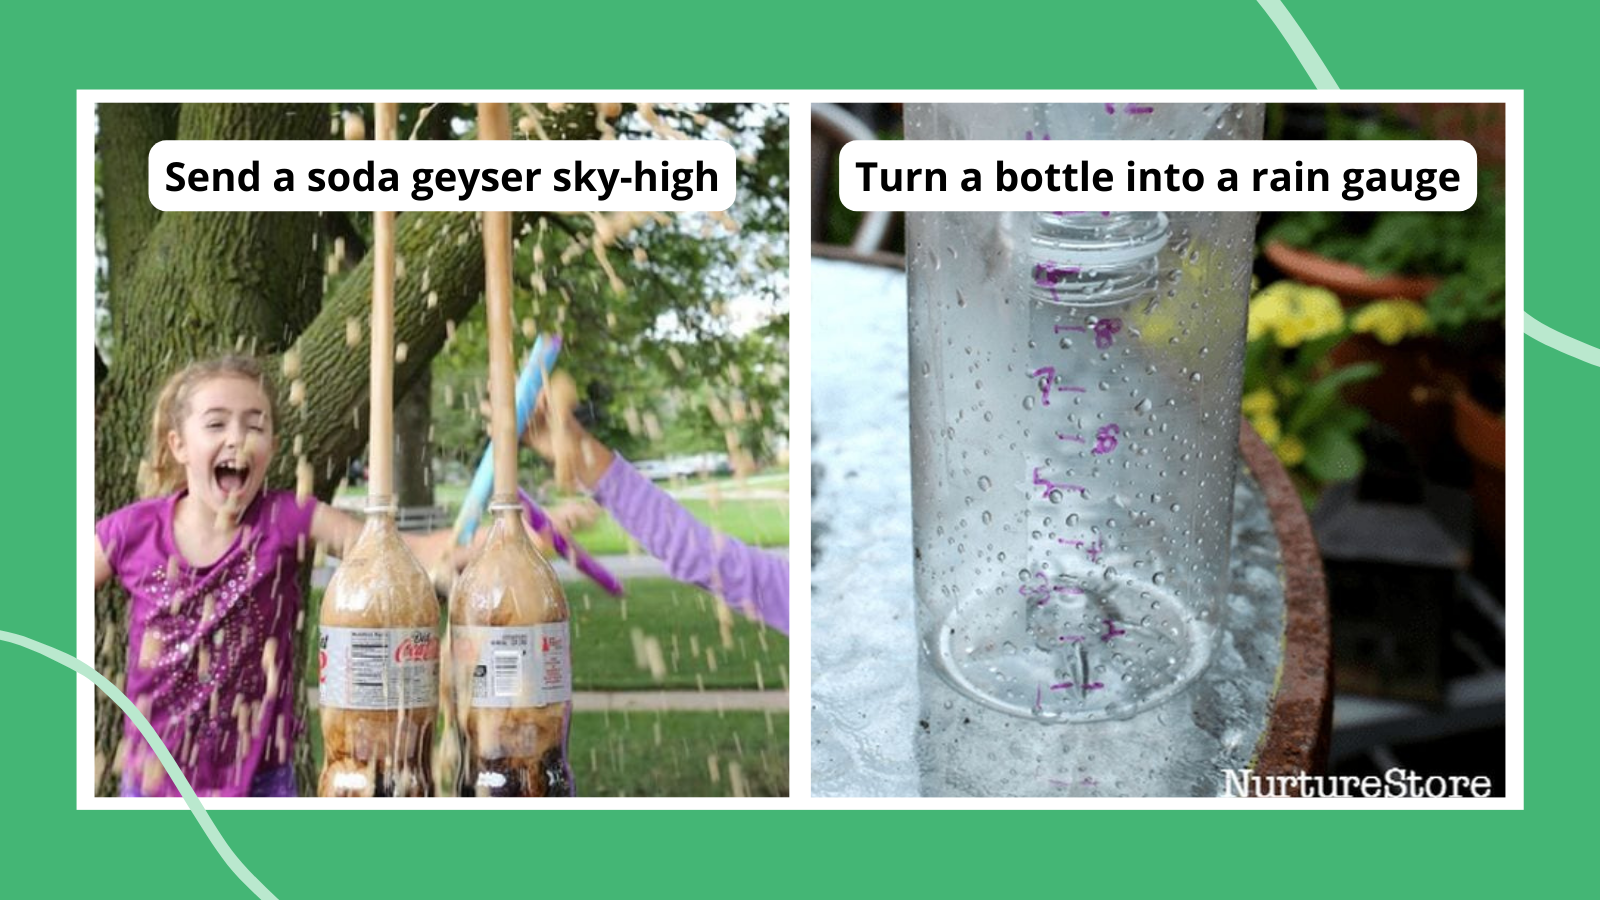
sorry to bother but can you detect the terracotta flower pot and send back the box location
[1263,241,1441,308]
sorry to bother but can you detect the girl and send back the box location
[93,355,457,798]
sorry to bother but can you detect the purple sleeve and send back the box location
[94,509,127,576]
[593,456,789,635]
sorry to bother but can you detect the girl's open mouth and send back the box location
[215,459,250,495]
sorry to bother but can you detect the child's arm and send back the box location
[307,501,546,576]
[93,536,112,590]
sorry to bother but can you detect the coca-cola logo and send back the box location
[394,633,440,664]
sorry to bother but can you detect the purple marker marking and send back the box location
[1085,537,1104,563]
[1053,324,1087,335]
[1033,261,1080,302]
[1029,366,1056,406]
[1091,317,1123,349]
[1058,538,1084,548]
[1092,423,1121,456]
[1059,635,1086,644]
[1057,432,1086,443]
[1083,682,1106,691]
[1103,103,1116,115]
[1125,104,1154,115]
[1100,619,1126,643]
[1032,467,1088,500]
[1050,682,1075,691]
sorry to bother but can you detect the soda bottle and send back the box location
[447,497,573,797]
[317,500,441,797]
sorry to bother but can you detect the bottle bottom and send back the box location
[459,750,574,797]
[932,580,1215,723]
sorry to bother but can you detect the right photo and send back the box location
[810,102,1508,798]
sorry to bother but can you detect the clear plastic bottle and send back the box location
[317,499,440,797]
[447,497,574,797]
[906,103,1263,793]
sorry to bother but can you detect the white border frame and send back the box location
[78,88,1522,810]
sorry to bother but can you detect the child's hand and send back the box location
[546,500,600,539]
[522,376,614,489]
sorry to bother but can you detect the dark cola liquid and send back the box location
[459,748,573,797]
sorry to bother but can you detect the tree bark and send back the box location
[395,369,434,508]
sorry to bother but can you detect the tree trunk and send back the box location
[395,369,434,508]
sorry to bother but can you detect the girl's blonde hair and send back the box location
[140,355,279,498]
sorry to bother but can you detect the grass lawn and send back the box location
[336,471,790,552]
[563,496,788,555]
[572,710,788,797]
[305,577,788,692]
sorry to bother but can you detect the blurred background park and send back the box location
[92,102,790,796]
[814,101,1507,794]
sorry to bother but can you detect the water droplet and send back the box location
[1048,489,1063,504]
[1152,572,1166,586]
[978,476,992,491]
[1022,396,1036,411]
[1169,503,1181,513]
[1133,398,1153,414]
[955,290,967,308]
[1189,372,1202,383]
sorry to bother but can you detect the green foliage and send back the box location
[1242,283,1382,500]
[424,103,790,472]
[1262,106,1506,339]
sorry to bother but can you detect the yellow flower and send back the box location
[1241,388,1277,418]
[1350,299,1432,345]
[1275,434,1306,467]
[1248,412,1282,445]
[1248,281,1345,348]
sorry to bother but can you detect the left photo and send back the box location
[89,101,791,799]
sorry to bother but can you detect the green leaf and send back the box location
[1285,361,1382,435]
[1303,426,1366,483]
[1320,404,1370,436]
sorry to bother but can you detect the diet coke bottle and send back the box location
[318,500,440,797]
[447,497,573,796]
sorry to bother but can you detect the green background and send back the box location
[4,1,1547,896]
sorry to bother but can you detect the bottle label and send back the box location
[319,627,440,710]
[452,623,572,708]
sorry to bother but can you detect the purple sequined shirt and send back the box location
[96,490,316,797]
